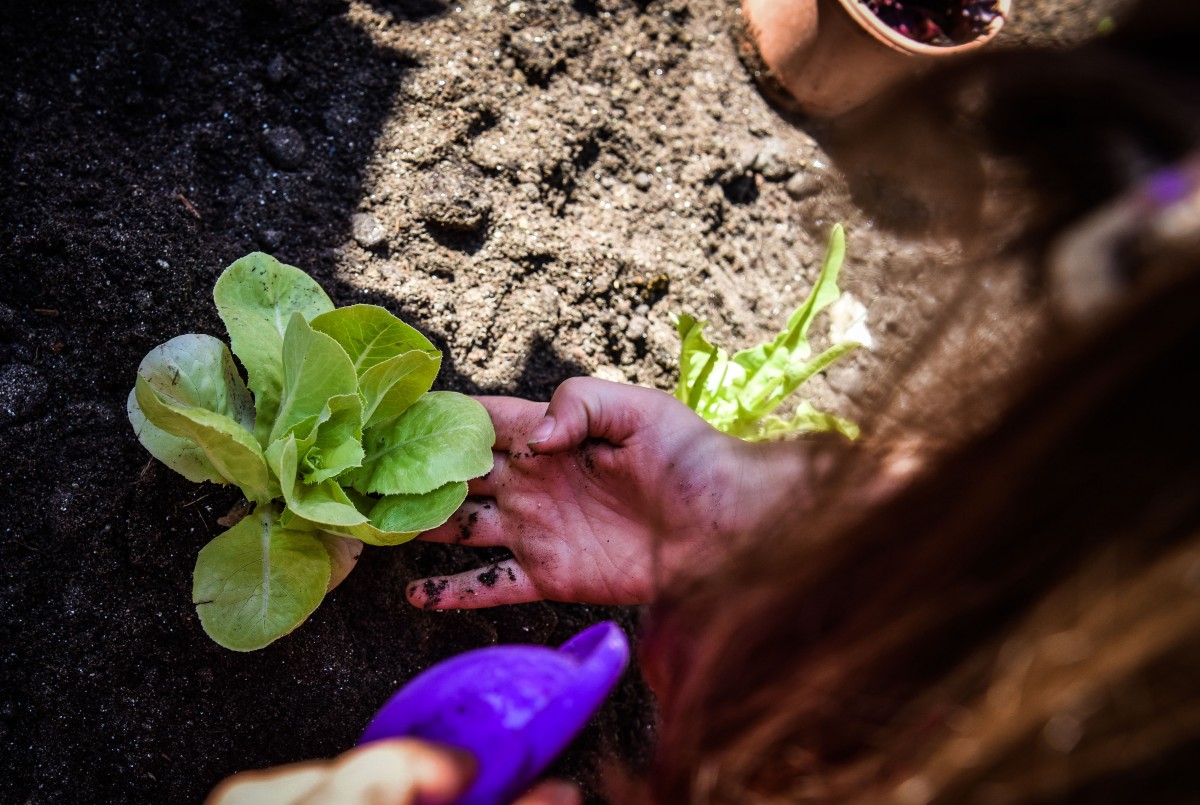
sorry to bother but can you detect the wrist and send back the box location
[722,437,826,541]
[652,434,820,592]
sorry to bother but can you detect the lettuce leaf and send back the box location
[290,393,365,485]
[267,435,369,528]
[312,304,441,429]
[283,482,468,547]
[214,253,335,445]
[270,313,359,443]
[193,508,331,652]
[134,375,274,504]
[674,224,864,441]
[346,391,495,496]
[128,334,271,501]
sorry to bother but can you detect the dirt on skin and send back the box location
[0,0,1120,802]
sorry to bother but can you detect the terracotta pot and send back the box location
[741,0,1010,118]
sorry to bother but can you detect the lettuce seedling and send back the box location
[674,224,864,441]
[128,254,494,651]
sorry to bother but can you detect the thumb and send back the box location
[527,377,653,454]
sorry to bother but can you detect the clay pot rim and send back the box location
[836,0,1013,57]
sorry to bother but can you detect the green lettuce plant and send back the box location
[674,224,863,441]
[128,253,494,651]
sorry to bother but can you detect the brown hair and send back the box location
[644,259,1200,803]
[636,2,1200,802]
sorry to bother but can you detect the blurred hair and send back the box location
[825,0,1200,252]
[634,2,1200,802]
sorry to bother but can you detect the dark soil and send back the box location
[0,2,655,801]
[0,0,1118,802]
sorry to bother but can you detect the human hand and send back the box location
[206,738,580,805]
[407,377,817,609]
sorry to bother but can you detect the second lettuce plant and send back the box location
[674,224,864,441]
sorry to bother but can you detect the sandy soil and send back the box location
[0,0,1123,801]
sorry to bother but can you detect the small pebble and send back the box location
[785,171,823,200]
[734,142,760,172]
[593,364,626,383]
[633,172,653,191]
[258,229,284,251]
[350,213,387,249]
[754,138,794,181]
[266,54,288,86]
[414,162,492,231]
[627,316,649,340]
[261,126,306,171]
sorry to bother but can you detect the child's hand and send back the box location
[206,739,580,805]
[407,378,816,609]
[206,739,471,805]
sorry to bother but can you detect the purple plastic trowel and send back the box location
[359,620,630,805]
